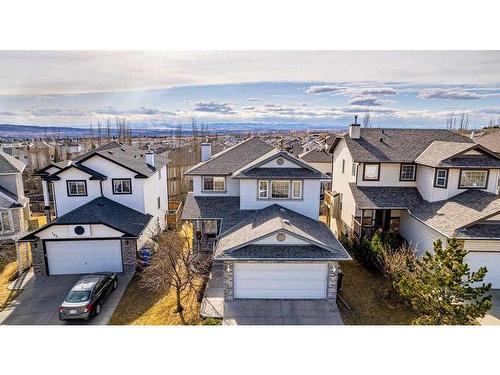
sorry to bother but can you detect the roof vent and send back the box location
[97,202,104,207]
[108,151,113,154]
[279,208,286,212]
[283,219,291,225]
[120,148,125,151]
[379,137,384,142]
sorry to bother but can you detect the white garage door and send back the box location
[234,263,328,299]
[46,240,123,275]
[465,252,500,289]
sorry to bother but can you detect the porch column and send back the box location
[42,179,51,223]
[359,209,364,238]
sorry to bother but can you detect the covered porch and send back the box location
[352,209,402,239]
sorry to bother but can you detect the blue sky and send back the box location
[0,51,499,130]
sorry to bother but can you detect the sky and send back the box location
[0,51,499,130]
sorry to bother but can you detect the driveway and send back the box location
[0,272,132,325]
[479,290,500,325]
[223,299,344,325]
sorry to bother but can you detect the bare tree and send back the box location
[138,228,212,324]
[362,111,371,128]
[106,119,112,141]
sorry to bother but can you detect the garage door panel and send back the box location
[234,263,328,299]
[465,252,500,289]
[46,240,123,275]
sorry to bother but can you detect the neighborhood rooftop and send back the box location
[0,150,26,174]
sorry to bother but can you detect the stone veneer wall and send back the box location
[121,238,137,273]
[223,260,341,301]
[32,239,46,276]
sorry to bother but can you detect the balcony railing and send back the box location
[324,190,334,206]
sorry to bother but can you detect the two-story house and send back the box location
[0,151,30,240]
[181,137,350,301]
[18,141,169,276]
[327,119,500,287]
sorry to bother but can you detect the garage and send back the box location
[233,263,328,299]
[45,239,123,275]
[465,252,500,289]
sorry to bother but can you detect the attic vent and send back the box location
[120,148,125,151]
[108,151,114,154]
[283,219,291,225]
[276,232,286,242]
[276,157,284,166]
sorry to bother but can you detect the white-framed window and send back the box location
[112,178,132,194]
[351,162,358,177]
[67,180,87,196]
[258,180,268,199]
[459,170,488,188]
[0,210,12,233]
[292,180,302,199]
[435,169,448,188]
[363,163,380,181]
[342,159,345,174]
[202,176,225,191]
[400,164,416,181]
[158,168,162,180]
[271,180,290,199]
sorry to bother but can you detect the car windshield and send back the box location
[65,290,91,303]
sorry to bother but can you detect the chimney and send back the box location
[349,115,361,139]
[145,147,155,167]
[201,142,212,162]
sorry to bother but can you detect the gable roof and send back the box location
[330,128,473,163]
[20,197,152,241]
[415,141,500,168]
[0,150,25,174]
[45,163,107,181]
[299,149,332,163]
[474,131,500,154]
[214,204,349,260]
[350,184,423,210]
[184,137,275,175]
[74,142,169,178]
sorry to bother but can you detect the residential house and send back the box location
[18,142,169,276]
[474,130,500,156]
[0,151,30,240]
[299,149,332,200]
[181,137,349,301]
[327,119,500,287]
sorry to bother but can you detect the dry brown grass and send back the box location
[338,259,416,325]
[0,244,21,311]
[109,223,206,325]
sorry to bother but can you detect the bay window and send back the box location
[202,176,225,191]
[459,170,488,189]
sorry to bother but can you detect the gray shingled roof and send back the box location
[0,150,25,174]
[236,167,326,179]
[299,149,332,163]
[216,244,343,261]
[46,163,107,181]
[409,190,500,237]
[457,223,500,239]
[349,184,423,209]
[474,132,500,154]
[74,142,169,177]
[214,204,349,260]
[415,141,500,168]
[21,197,152,241]
[180,192,255,232]
[184,137,274,175]
[336,129,473,163]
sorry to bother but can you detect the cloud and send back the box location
[93,106,175,116]
[0,111,16,116]
[417,88,482,100]
[348,96,390,106]
[246,98,262,102]
[194,101,235,114]
[357,87,397,95]
[306,84,344,94]
[24,107,88,117]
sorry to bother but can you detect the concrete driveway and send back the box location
[0,272,132,325]
[223,299,344,325]
[479,290,500,325]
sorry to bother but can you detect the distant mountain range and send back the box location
[0,122,342,139]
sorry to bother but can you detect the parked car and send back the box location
[59,273,118,321]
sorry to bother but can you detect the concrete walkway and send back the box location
[200,262,224,319]
[479,290,500,325]
[0,272,133,325]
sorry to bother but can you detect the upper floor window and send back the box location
[400,164,416,181]
[459,170,488,189]
[341,159,345,174]
[203,176,225,191]
[271,180,290,199]
[292,180,302,199]
[363,163,380,181]
[67,180,87,196]
[434,169,448,188]
[258,180,268,198]
[351,162,358,177]
[113,178,132,194]
[0,211,12,233]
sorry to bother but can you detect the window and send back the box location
[434,169,448,188]
[258,180,268,198]
[112,178,132,194]
[202,176,225,191]
[67,180,87,196]
[351,162,357,177]
[0,211,12,233]
[342,159,345,174]
[459,170,488,189]
[157,196,161,209]
[400,164,416,181]
[292,180,302,199]
[363,163,380,181]
[271,180,290,199]
[158,168,162,180]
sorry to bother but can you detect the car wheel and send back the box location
[113,280,118,290]
[95,303,101,316]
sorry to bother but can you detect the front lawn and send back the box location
[338,259,416,325]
